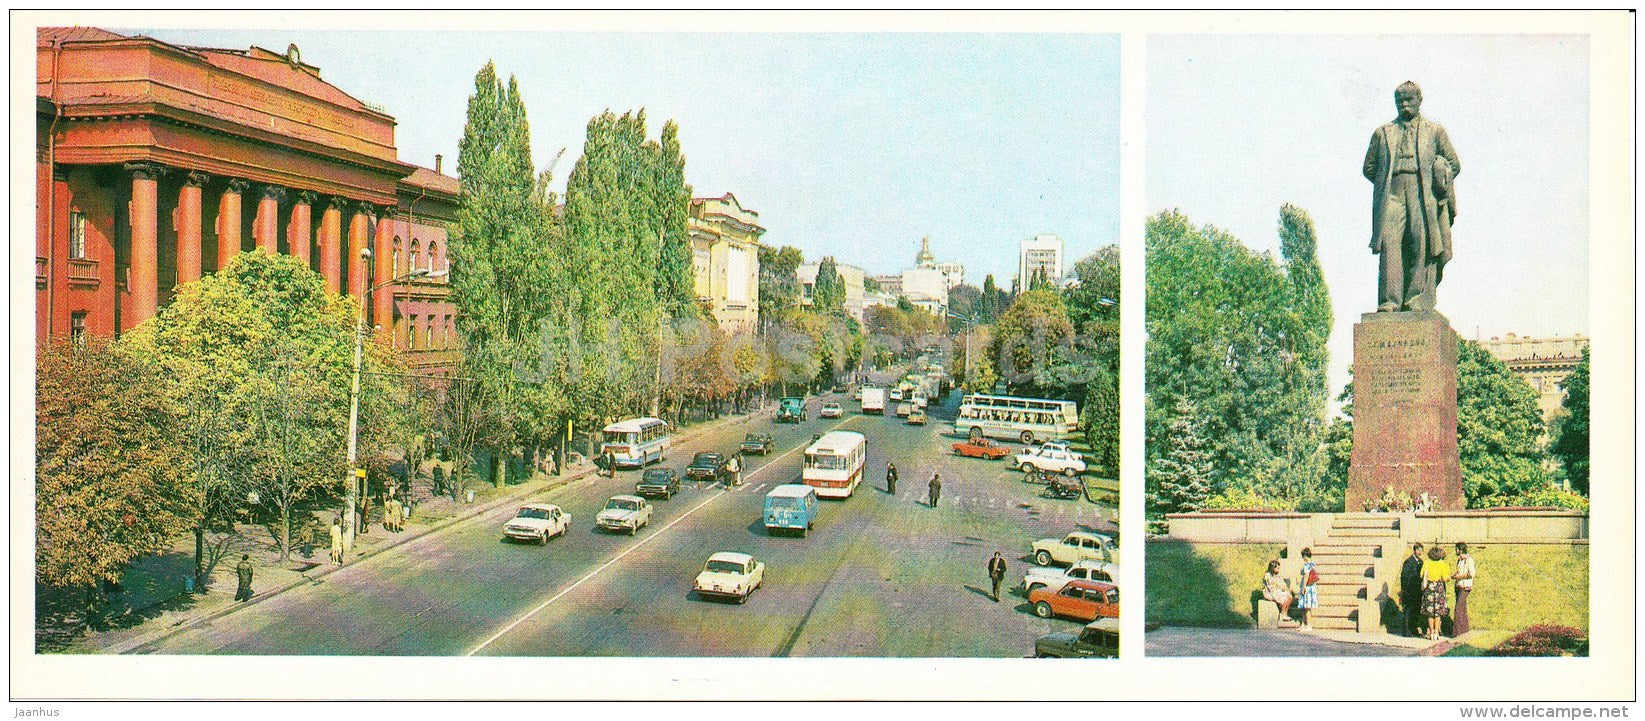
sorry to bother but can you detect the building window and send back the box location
[69,211,87,260]
[70,312,87,349]
[392,238,402,278]
[410,241,421,276]
[407,314,418,350]
[446,316,455,349]
[427,242,438,273]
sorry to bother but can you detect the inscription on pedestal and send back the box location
[1346,312,1464,511]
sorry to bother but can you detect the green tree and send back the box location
[1080,365,1120,475]
[1456,339,1560,502]
[36,339,192,598]
[812,256,846,317]
[990,289,1075,397]
[1145,209,1335,508]
[653,120,697,321]
[1147,398,1214,526]
[759,245,805,331]
[1551,346,1590,494]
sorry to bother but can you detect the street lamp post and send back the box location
[343,245,443,554]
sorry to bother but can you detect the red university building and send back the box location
[36,27,458,373]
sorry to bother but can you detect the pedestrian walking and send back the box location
[1451,542,1475,636]
[234,554,255,601]
[927,473,942,507]
[329,517,343,564]
[727,453,743,487]
[358,496,371,536]
[384,494,396,532]
[987,551,1008,602]
[885,462,898,494]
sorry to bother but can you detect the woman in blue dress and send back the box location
[1296,547,1318,631]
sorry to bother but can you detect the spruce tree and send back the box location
[1147,398,1214,523]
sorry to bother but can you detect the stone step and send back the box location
[1310,542,1384,555]
[1328,527,1401,538]
[1317,587,1366,603]
[1310,616,1359,631]
[1314,562,1374,575]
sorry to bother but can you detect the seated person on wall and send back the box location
[1259,559,1296,628]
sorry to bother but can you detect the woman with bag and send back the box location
[1296,548,1319,631]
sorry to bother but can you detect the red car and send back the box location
[1028,580,1119,622]
[952,437,1012,460]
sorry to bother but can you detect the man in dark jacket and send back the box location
[234,554,255,602]
[987,552,1008,602]
[928,474,942,507]
[885,462,898,494]
[1400,543,1426,636]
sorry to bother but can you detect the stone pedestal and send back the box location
[1346,311,1464,511]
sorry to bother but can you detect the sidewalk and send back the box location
[1145,626,1448,657]
[55,401,772,655]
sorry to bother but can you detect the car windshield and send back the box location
[705,560,745,574]
[642,470,671,482]
[693,453,720,464]
[516,508,550,520]
[605,499,640,511]
[745,434,760,441]
[768,497,802,510]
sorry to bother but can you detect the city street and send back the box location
[139,376,1117,658]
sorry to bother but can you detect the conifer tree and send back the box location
[1147,398,1214,523]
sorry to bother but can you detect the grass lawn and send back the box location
[1392,545,1589,634]
[1441,629,1516,657]
[1147,541,1284,627]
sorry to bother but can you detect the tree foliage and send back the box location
[989,289,1076,397]
[1144,208,1335,511]
[36,339,193,591]
[1551,346,1590,494]
[1146,398,1215,523]
[1455,339,1561,503]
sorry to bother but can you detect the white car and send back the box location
[596,495,653,535]
[1023,557,1120,593]
[503,503,571,545]
[1031,531,1118,567]
[693,551,765,603]
[889,388,904,402]
[1014,446,1087,477]
[820,402,843,419]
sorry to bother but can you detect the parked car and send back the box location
[895,402,913,418]
[693,551,765,603]
[952,437,1012,460]
[1024,558,1119,593]
[1035,618,1120,658]
[502,503,571,545]
[906,408,928,425]
[820,402,843,419]
[1031,531,1118,567]
[889,388,904,402]
[1029,580,1119,622]
[1013,445,1087,477]
[739,433,775,456]
[596,495,653,535]
[686,451,730,482]
[634,468,680,500]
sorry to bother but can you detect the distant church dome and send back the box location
[916,235,935,267]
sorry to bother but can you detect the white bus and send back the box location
[600,417,670,469]
[953,394,1078,445]
[802,430,867,499]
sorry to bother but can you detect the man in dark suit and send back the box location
[987,552,1008,602]
[1399,542,1426,636]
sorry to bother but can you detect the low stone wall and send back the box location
[1165,509,1588,544]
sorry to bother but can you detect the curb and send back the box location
[110,404,771,655]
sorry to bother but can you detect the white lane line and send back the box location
[465,417,853,656]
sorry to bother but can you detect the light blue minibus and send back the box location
[764,484,819,536]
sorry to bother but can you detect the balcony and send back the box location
[68,258,100,287]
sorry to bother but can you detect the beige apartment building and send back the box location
[1478,332,1589,423]
[688,193,764,335]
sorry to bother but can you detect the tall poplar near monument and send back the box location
[1346,81,1466,511]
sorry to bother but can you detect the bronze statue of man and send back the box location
[1364,81,1461,312]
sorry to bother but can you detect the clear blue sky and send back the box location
[1147,34,1590,408]
[127,27,1121,285]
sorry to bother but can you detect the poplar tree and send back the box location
[1552,346,1590,494]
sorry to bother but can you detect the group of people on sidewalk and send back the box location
[1401,541,1476,640]
[1260,541,1476,639]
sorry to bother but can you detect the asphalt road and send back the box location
[141,373,1116,658]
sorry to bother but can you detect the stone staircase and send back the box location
[1306,513,1400,632]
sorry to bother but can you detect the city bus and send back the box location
[953,394,1079,445]
[600,417,671,469]
[802,430,867,499]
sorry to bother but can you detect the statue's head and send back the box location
[1394,81,1423,120]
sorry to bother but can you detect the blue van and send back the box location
[764,484,819,536]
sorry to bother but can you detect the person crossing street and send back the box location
[885,462,898,494]
[987,551,1008,602]
[726,453,743,487]
[928,473,942,507]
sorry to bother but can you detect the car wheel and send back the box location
[1034,601,1054,619]
[538,534,548,546]
[1020,431,1034,445]
[738,592,749,604]
[1035,550,1053,566]
[1020,462,1037,474]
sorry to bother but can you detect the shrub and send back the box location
[1476,486,1590,511]
[1485,624,1589,657]
[1200,487,1297,511]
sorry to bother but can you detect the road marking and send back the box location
[465,416,855,656]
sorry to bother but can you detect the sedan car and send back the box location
[952,437,1012,460]
[819,402,844,419]
[595,495,653,535]
[1031,531,1118,567]
[1024,558,1119,593]
[502,503,570,545]
[1013,446,1087,477]
[634,468,680,500]
[693,551,765,603]
[906,408,928,425]
[1029,580,1120,622]
[739,433,774,456]
[686,451,730,482]
[1035,618,1120,658]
